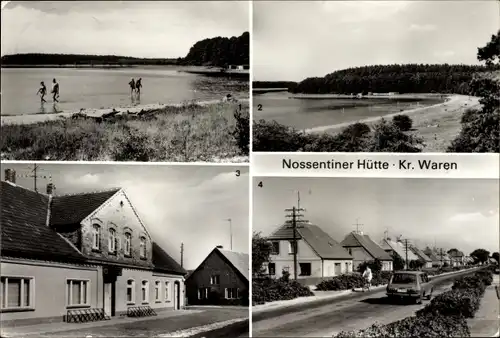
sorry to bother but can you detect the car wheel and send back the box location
[426,289,433,300]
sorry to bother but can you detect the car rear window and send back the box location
[392,273,417,284]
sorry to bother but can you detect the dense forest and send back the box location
[182,32,249,67]
[0,53,180,66]
[291,64,498,94]
[1,31,249,67]
[253,81,298,90]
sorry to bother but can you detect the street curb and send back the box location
[252,267,480,316]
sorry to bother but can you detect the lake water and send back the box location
[1,67,249,116]
[253,92,443,130]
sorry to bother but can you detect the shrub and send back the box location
[369,119,424,152]
[316,271,391,291]
[252,277,313,305]
[334,313,470,338]
[231,106,249,155]
[416,289,481,318]
[392,114,413,131]
[358,259,383,274]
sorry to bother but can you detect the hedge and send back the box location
[334,269,492,337]
[252,277,313,305]
[316,271,393,291]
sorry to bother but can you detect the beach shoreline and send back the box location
[303,94,477,134]
[1,98,250,126]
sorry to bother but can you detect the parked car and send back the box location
[386,271,433,304]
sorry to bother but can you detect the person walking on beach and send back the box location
[36,81,47,103]
[129,78,136,96]
[135,78,142,95]
[51,78,60,103]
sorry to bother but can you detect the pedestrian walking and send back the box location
[36,81,47,103]
[129,78,136,96]
[51,78,60,103]
[135,78,142,95]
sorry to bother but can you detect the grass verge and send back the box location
[1,102,249,162]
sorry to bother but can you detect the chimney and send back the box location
[216,245,223,249]
[46,183,55,195]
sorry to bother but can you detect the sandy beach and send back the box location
[304,94,480,152]
[1,98,249,126]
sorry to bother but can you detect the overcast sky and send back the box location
[253,1,500,81]
[1,1,249,58]
[253,177,499,255]
[2,163,249,270]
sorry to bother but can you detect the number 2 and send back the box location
[257,104,263,111]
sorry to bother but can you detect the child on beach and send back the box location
[36,82,47,103]
[129,78,136,96]
[51,78,60,103]
[135,78,142,95]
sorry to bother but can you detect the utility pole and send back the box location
[224,218,232,250]
[285,206,307,281]
[180,243,184,268]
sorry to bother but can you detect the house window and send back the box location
[299,263,311,276]
[268,263,276,275]
[271,242,280,255]
[140,237,146,258]
[288,241,297,254]
[198,287,209,300]
[210,275,220,285]
[345,262,349,272]
[0,277,34,310]
[126,279,135,304]
[164,282,170,301]
[347,248,352,255]
[124,233,132,256]
[154,281,161,302]
[141,281,149,303]
[67,280,89,307]
[92,224,101,250]
[108,228,116,253]
[225,288,239,299]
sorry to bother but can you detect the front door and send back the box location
[334,263,341,275]
[104,282,113,316]
[174,282,180,310]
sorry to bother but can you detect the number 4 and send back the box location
[258,181,263,188]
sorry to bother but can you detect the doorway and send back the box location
[174,281,181,310]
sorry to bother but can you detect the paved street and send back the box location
[253,269,479,337]
[3,307,248,338]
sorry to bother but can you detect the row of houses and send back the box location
[264,221,472,280]
[1,173,249,327]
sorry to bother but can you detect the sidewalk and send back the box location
[468,274,500,337]
[1,309,203,337]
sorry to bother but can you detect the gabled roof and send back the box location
[410,246,432,262]
[268,223,352,260]
[186,247,249,283]
[217,248,249,281]
[423,247,440,261]
[341,232,392,261]
[1,181,85,262]
[152,242,186,275]
[380,239,419,262]
[50,189,120,226]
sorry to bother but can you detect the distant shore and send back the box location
[1,98,249,126]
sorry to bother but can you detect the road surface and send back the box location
[253,269,479,337]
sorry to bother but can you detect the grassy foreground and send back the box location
[1,102,249,162]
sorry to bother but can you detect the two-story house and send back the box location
[1,174,185,327]
[266,222,353,281]
[185,246,249,306]
[340,231,393,271]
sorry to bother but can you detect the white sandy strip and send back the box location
[303,94,475,134]
[1,98,249,126]
[157,317,247,337]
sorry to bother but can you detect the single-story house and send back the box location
[340,231,393,271]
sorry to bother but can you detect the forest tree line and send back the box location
[1,31,249,67]
[291,64,498,94]
[182,32,249,67]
